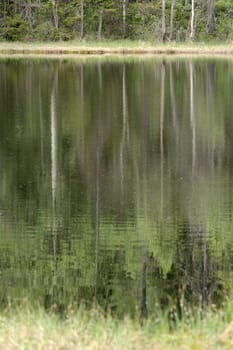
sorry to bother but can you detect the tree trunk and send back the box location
[51,0,58,29]
[80,0,84,39]
[97,9,103,40]
[3,0,6,19]
[169,0,175,40]
[206,0,215,34]
[122,0,126,36]
[24,0,33,30]
[190,0,195,40]
[161,0,166,41]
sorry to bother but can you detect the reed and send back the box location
[0,301,232,349]
[0,40,233,55]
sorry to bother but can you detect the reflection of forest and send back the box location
[0,58,232,316]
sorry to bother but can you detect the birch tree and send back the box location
[80,0,85,39]
[50,70,58,256]
[169,0,175,40]
[122,0,127,36]
[161,0,166,41]
[97,8,103,40]
[190,0,195,40]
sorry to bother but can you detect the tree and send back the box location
[95,0,116,40]
[161,0,166,41]
[169,0,175,40]
[0,0,232,42]
[51,0,59,29]
[190,0,195,40]
[80,0,85,39]
[97,8,103,40]
[122,0,127,36]
[206,0,215,34]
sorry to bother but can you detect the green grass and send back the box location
[0,40,233,55]
[0,302,232,349]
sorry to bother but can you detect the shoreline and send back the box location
[0,41,233,55]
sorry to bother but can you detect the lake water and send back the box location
[0,56,232,316]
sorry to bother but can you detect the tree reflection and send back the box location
[0,58,232,315]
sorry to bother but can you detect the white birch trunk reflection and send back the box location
[51,72,58,256]
[80,63,85,155]
[120,64,128,193]
[95,67,102,299]
[80,63,84,100]
[160,63,165,216]
[189,62,196,174]
[98,61,102,92]
[39,83,44,176]
[206,63,215,171]
[169,63,178,149]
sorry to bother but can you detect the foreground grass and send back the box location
[0,40,233,55]
[0,302,232,350]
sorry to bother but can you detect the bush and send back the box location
[1,16,28,41]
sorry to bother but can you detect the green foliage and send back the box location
[1,16,29,41]
[33,22,58,40]
[0,0,232,41]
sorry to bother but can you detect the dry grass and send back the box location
[0,40,233,56]
[0,303,231,350]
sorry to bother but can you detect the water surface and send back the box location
[0,56,232,316]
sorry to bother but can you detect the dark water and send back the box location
[0,56,232,316]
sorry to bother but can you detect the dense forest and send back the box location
[0,0,232,42]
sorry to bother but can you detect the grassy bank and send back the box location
[0,303,232,349]
[0,40,233,55]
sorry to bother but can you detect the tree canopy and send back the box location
[0,0,232,41]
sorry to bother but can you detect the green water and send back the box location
[0,57,232,316]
